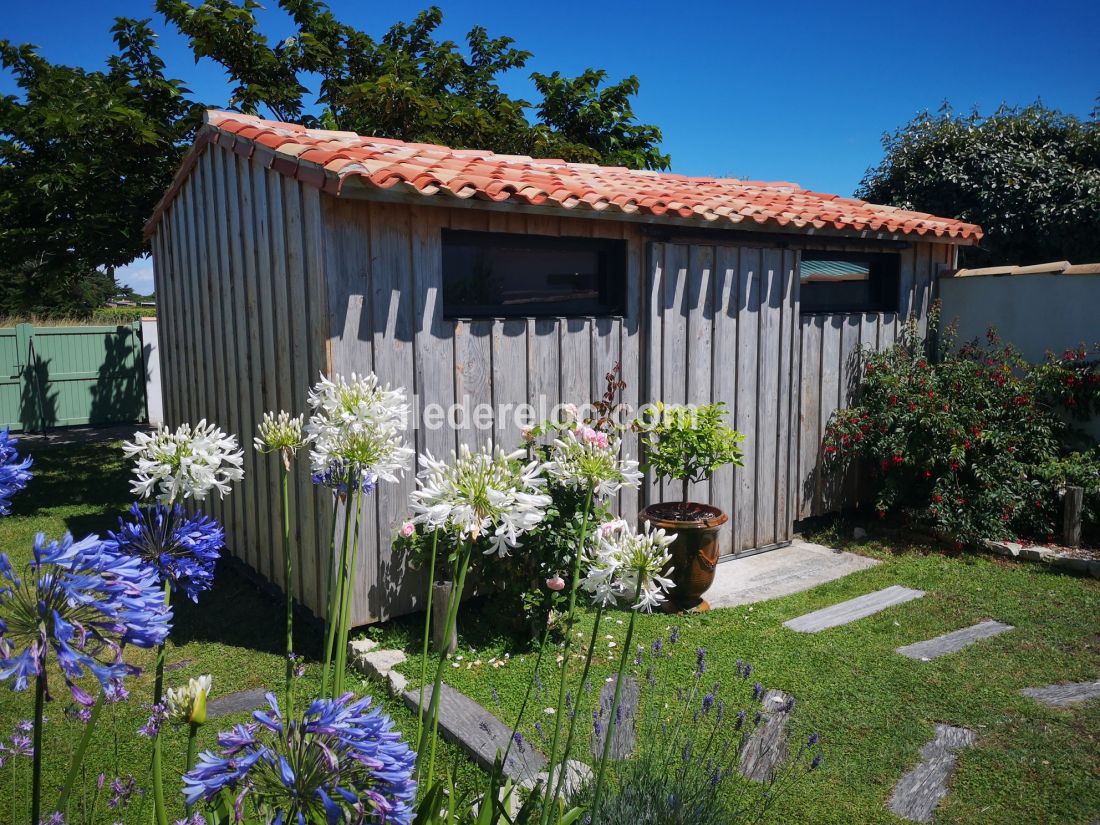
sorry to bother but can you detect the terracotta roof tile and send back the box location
[143,110,984,242]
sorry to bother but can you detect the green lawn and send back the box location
[2,440,1098,823]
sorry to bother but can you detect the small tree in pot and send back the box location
[635,402,745,611]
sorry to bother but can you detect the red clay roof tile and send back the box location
[143,110,984,243]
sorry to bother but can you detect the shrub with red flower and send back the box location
[823,311,1100,546]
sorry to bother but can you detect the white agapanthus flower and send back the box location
[305,373,413,491]
[254,410,307,470]
[409,443,553,557]
[165,674,212,725]
[123,420,245,503]
[581,521,676,612]
[543,424,643,499]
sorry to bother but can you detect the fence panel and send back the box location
[0,322,147,432]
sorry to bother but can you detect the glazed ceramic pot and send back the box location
[638,502,727,612]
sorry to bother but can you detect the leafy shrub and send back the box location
[823,312,1100,547]
[635,402,744,505]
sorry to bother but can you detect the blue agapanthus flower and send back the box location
[0,533,172,704]
[0,428,32,515]
[310,460,378,498]
[182,692,416,825]
[104,503,224,603]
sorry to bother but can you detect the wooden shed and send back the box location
[144,110,982,626]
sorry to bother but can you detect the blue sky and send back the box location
[3,0,1098,292]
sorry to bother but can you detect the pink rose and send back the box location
[546,575,566,592]
[400,521,415,538]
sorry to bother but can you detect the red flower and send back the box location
[908,402,917,412]
[950,462,959,471]
[878,510,886,520]
[892,454,904,465]
[927,390,934,399]
[923,470,932,479]
[943,403,950,412]
[963,440,971,450]
[1034,500,1042,509]
[890,395,898,406]
[933,494,943,503]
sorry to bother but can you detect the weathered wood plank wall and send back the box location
[794,242,956,519]
[321,199,645,622]
[153,148,331,616]
[646,241,800,555]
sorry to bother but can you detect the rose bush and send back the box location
[823,311,1100,547]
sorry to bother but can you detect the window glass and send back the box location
[442,230,625,318]
[800,252,899,313]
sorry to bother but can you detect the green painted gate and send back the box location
[0,322,147,432]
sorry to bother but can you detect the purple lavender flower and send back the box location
[668,626,680,644]
[39,812,64,824]
[810,753,823,770]
[173,814,207,825]
[695,647,706,676]
[734,710,745,731]
[0,533,172,703]
[534,721,545,741]
[182,692,416,825]
[592,710,602,738]
[808,732,819,746]
[104,503,225,603]
[0,428,32,515]
[107,775,140,810]
[701,692,715,715]
[651,637,663,655]
[752,682,764,702]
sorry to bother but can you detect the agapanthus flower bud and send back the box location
[165,675,212,725]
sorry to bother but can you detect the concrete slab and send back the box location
[591,676,638,760]
[784,585,925,633]
[1020,681,1100,707]
[897,620,1014,661]
[708,541,879,610]
[739,689,794,782]
[888,724,977,823]
[206,687,269,720]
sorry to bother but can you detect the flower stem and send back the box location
[547,604,604,809]
[539,484,593,825]
[184,722,199,812]
[280,463,294,718]
[56,694,104,815]
[322,486,354,698]
[151,580,172,825]
[417,539,472,789]
[589,575,644,823]
[30,671,45,825]
[416,529,441,750]
[333,483,364,696]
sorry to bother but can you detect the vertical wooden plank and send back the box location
[818,316,843,513]
[711,245,738,552]
[176,181,200,427]
[797,316,822,519]
[528,318,559,428]
[165,205,190,425]
[735,247,761,552]
[754,249,781,547]
[685,244,714,505]
[898,246,917,326]
[618,232,642,524]
[412,205,456,464]
[642,242,664,510]
[590,316,618,407]
[914,242,932,339]
[559,317,590,408]
[149,232,175,426]
[454,319,493,450]
[492,318,527,451]
[366,201,417,622]
[775,250,796,542]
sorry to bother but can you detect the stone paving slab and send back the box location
[888,724,977,823]
[404,683,546,783]
[709,541,879,609]
[739,689,793,782]
[1019,680,1100,707]
[897,620,1014,661]
[591,676,638,760]
[784,585,925,633]
[207,687,269,720]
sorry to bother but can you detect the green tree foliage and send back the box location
[0,19,200,316]
[858,102,1100,266]
[156,0,669,169]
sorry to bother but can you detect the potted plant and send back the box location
[635,402,745,611]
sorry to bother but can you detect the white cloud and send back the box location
[116,256,156,294]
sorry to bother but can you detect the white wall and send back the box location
[140,318,164,427]
[939,273,1100,361]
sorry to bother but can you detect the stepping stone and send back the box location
[897,620,1014,661]
[591,676,639,760]
[740,689,793,782]
[784,585,925,633]
[519,759,594,799]
[350,648,406,683]
[165,658,193,673]
[403,683,546,783]
[206,687,269,720]
[887,725,976,823]
[1019,680,1100,707]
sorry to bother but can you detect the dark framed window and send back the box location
[442,229,626,318]
[799,250,900,314]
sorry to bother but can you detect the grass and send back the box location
[2,439,1098,823]
[370,523,1100,824]
[0,440,479,824]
